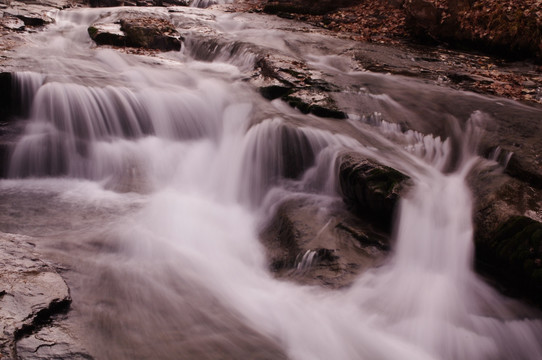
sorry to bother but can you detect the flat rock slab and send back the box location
[3,5,54,27]
[0,232,81,359]
[0,17,25,31]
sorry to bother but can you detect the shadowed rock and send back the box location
[476,215,542,307]
[261,197,390,287]
[338,151,410,232]
[88,23,127,47]
[253,56,347,119]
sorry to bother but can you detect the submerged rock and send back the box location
[338,152,410,231]
[0,233,88,359]
[261,197,390,287]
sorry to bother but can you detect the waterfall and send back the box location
[2,5,542,360]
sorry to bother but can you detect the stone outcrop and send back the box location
[404,0,542,61]
[88,17,182,51]
[0,232,89,359]
[0,17,25,31]
[471,166,542,307]
[338,152,410,231]
[2,5,54,27]
[254,55,347,119]
[87,23,127,47]
[476,214,542,307]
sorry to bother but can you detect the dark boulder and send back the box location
[338,152,410,231]
[0,73,13,124]
[88,23,127,47]
[476,216,542,307]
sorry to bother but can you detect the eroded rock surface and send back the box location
[0,232,88,359]
[261,197,390,287]
[253,55,347,119]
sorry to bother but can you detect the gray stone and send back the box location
[0,16,25,31]
[0,232,77,359]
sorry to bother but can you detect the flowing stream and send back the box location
[1,4,542,360]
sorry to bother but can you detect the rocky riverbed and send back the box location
[1,0,542,358]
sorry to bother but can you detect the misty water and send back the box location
[2,3,542,359]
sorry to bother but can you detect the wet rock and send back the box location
[259,84,292,100]
[120,17,182,51]
[338,151,410,231]
[88,17,182,51]
[0,16,25,31]
[88,23,127,47]
[163,0,190,6]
[476,216,542,307]
[0,72,13,123]
[261,197,389,287]
[505,154,542,190]
[16,326,93,360]
[0,72,17,178]
[253,56,347,119]
[471,166,542,307]
[3,6,54,27]
[0,233,83,359]
[88,0,124,6]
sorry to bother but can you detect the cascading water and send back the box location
[2,4,541,360]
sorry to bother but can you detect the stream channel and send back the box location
[1,2,542,359]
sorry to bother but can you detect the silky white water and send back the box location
[2,5,542,360]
